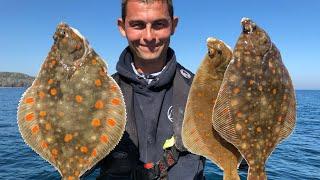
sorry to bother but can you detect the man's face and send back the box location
[118,0,178,62]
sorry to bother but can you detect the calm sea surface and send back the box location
[0,88,319,180]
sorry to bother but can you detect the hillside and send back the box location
[0,72,34,87]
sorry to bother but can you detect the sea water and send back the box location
[0,88,319,180]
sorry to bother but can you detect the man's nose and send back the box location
[143,24,155,42]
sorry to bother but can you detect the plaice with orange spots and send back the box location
[17,22,126,180]
[182,38,242,180]
[212,18,296,180]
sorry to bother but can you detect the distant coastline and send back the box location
[0,72,34,87]
[0,72,318,90]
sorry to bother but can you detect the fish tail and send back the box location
[223,169,240,180]
[247,167,267,180]
[61,176,80,180]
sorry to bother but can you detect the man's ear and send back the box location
[171,16,179,35]
[117,18,126,37]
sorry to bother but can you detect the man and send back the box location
[98,0,205,179]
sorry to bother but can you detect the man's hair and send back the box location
[121,0,174,21]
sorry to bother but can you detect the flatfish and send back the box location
[182,38,242,180]
[17,23,126,180]
[212,18,296,179]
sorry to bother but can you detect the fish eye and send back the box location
[58,29,66,38]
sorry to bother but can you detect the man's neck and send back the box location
[133,55,167,74]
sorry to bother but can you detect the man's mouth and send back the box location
[138,45,159,52]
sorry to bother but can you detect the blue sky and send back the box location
[0,0,319,90]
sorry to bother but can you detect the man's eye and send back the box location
[130,23,145,29]
[152,21,169,30]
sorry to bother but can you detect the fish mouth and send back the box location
[54,23,90,64]
[241,17,256,34]
[206,38,221,58]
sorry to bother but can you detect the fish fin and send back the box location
[17,87,52,165]
[212,78,240,146]
[279,88,296,141]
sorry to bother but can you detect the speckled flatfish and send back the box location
[212,18,296,180]
[182,38,243,180]
[17,23,126,180]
